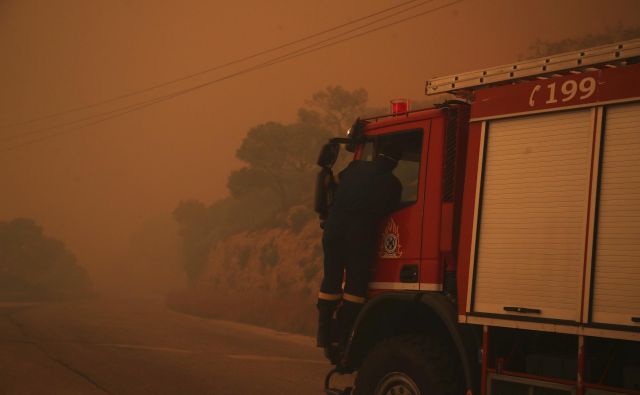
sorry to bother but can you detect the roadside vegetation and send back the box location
[0,218,91,301]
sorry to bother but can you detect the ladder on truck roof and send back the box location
[426,38,640,96]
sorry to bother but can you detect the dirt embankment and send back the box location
[167,218,324,335]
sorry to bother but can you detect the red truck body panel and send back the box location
[457,62,640,341]
[340,41,640,395]
[471,63,640,120]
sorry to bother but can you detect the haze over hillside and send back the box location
[1,0,639,296]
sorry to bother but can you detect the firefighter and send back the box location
[316,143,402,362]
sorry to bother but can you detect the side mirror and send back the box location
[317,142,340,168]
[346,118,367,152]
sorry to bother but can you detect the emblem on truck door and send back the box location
[379,217,403,258]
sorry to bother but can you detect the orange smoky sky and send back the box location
[1,0,638,292]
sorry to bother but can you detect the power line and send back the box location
[0,0,423,130]
[0,0,438,144]
[0,0,463,153]
[1,0,461,153]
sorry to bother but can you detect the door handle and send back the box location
[399,264,418,283]
[503,306,542,314]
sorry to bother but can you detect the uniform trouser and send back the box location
[319,217,377,302]
[317,217,376,349]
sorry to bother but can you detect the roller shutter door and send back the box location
[591,102,640,327]
[473,109,593,321]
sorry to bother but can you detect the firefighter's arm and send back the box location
[386,176,403,214]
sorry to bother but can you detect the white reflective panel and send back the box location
[592,102,640,327]
[473,109,593,321]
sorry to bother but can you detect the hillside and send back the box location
[168,210,323,335]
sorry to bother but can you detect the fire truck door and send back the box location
[362,126,430,293]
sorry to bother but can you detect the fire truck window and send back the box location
[361,130,423,206]
[360,140,375,161]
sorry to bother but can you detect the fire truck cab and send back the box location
[320,38,640,395]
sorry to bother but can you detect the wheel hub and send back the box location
[374,372,421,395]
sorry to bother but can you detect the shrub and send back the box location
[237,246,251,268]
[297,258,308,268]
[289,207,314,233]
[259,239,279,271]
[303,261,321,283]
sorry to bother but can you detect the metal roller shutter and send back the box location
[473,109,593,321]
[591,102,640,327]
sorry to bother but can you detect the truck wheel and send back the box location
[354,334,461,395]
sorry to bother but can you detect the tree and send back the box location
[305,85,368,133]
[229,122,297,209]
[0,218,90,298]
[228,86,368,211]
[228,119,331,210]
[172,200,212,282]
[174,86,371,280]
[173,195,283,281]
[529,24,640,57]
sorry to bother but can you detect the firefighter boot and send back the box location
[316,298,339,348]
[337,300,364,354]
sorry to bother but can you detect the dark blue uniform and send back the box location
[316,155,401,355]
[320,158,402,299]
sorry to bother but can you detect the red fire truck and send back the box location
[318,38,640,395]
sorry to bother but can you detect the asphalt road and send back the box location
[0,298,354,394]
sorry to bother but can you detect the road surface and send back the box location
[0,298,354,394]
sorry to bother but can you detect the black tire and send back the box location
[354,334,462,395]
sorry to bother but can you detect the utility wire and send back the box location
[0,0,423,130]
[1,0,462,153]
[1,0,439,144]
